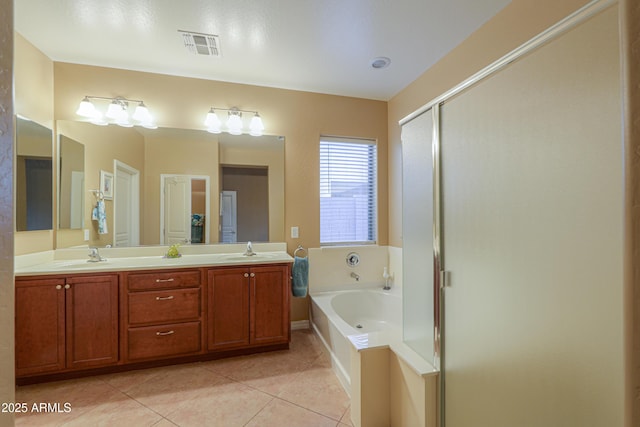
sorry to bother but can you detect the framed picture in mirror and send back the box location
[100,170,114,200]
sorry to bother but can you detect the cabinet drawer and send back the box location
[127,270,201,291]
[128,288,200,325]
[127,322,201,360]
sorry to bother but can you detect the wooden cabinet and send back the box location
[15,277,65,376]
[16,261,290,382]
[208,264,290,351]
[125,269,203,361]
[207,267,251,350]
[15,274,119,377]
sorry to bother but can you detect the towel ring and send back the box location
[294,245,307,258]
[90,189,104,201]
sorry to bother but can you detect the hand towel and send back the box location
[96,200,108,235]
[291,256,309,297]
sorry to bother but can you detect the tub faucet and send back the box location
[88,247,106,263]
[383,267,392,290]
[350,272,360,281]
[244,241,256,256]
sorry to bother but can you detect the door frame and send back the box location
[159,174,210,245]
[113,160,140,247]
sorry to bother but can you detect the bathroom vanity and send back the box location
[14,247,292,384]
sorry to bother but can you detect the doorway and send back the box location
[220,166,269,242]
[160,174,210,245]
[113,160,140,247]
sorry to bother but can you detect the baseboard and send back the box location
[291,320,310,330]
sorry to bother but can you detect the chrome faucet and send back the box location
[243,241,256,256]
[383,267,392,290]
[350,272,360,281]
[88,247,106,262]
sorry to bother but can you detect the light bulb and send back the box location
[133,102,152,123]
[249,113,264,136]
[76,97,96,118]
[106,100,124,119]
[227,112,243,135]
[204,108,221,128]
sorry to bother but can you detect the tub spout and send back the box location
[350,272,360,281]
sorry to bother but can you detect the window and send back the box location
[320,136,377,245]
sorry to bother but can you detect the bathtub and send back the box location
[310,287,402,395]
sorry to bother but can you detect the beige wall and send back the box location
[14,34,53,128]
[388,0,591,246]
[14,33,55,254]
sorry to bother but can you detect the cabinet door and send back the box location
[66,274,119,370]
[15,278,66,376]
[207,268,250,350]
[251,265,290,345]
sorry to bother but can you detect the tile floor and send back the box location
[15,329,353,427]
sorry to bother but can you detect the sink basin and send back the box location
[52,260,112,270]
[216,252,282,262]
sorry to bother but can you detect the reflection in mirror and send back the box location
[220,166,269,243]
[16,117,53,231]
[54,120,285,248]
[58,135,85,230]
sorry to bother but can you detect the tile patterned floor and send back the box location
[15,329,354,427]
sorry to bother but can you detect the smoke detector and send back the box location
[179,30,221,57]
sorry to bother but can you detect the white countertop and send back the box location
[15,243,293,276]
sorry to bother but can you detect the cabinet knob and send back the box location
[64,284,71,289]
[55,284,62,290]
[244,273,249,278]
[250,273,255,278]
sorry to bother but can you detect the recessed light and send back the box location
[371,57,391,69]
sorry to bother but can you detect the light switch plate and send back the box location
[291,226,299,238]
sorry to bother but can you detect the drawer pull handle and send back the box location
[156,330,175,336]
[156,295,174,301]
[155,278,175,283]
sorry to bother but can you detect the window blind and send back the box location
[320,137,377,245]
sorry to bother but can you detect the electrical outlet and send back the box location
[291,226,299,238]
[84,229,90,241]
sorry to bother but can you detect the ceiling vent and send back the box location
[179,30,221,57]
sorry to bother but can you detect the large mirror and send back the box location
[55,120,284,249]
[15,117,53,232]
[58,135,85,230]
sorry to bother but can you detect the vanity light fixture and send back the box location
[204,107,264,136]
[76,96,157,129]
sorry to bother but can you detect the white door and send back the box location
[220,190,237,243]
[115,171,131,246]
[114,161,140,247]
[163,175,192,245]
[70,171,84,229]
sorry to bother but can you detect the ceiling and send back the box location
[15,0,510,101]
